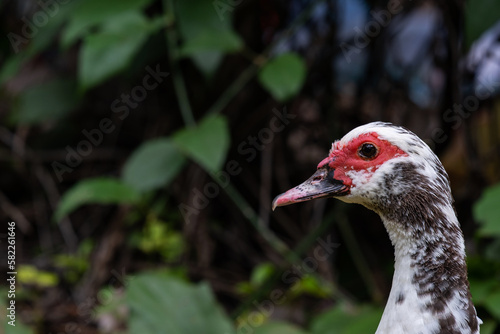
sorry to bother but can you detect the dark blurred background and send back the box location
[1,0,500,333]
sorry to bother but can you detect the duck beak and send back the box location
[272,167,349,210]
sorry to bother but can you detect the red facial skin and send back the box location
[317,132,408,189]
[272,132,408,210]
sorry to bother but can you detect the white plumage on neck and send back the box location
[377,237,441,334]
[272,122,481,333]
[377,212,473,334]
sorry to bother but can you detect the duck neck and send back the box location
[375,210,479,334]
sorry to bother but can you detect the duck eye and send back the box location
[358,142,378,160]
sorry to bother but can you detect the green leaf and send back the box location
[23,7,73,56]
[121,138,186,192]
[189,52,223,77]
[465,0,500,48]
[54,177,140,222]
[310,304,383,334]
[250,263,275,287]
[484,238,500,262]
[17,265,58,288]
[254,322,308,334]
[62,0,154,47]
[173,115,230,173]
[126,271,235,334]
[290,275,333,298]
[13,78,78,125]
[469,278,499,304]
[179,29,243,56]
[0,56,25,85]
[1,319,35,334]
[473,183,500,237]
[137,218,186,261]
[258,53,307,102]
[478,320,498,334]
[176,0,243,76]
[484,290,500,320]
[78,12,161,90]
[2,2,77,81]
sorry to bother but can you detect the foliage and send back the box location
[253,322,308,334]
[172,114,230,173]
[122,270,381,334]
[176,0,243,76]
[122,138,187,193]
[17,265,59,288]
[55,113,230,219]
[310,304,383,334]
[2,318,35,334]
[78,11,164,90]
[471,182,500,330]
[237,263,332,299]
[258,53,307,102]
[2,0,500,332]
[465,0,500,47]
[132,216,186,261]
[53,239,94,283]
[54,178,141,221]
[474,183,500,237]
[126,271,235,334]
[13,78,79,125]
[62,0,155,47]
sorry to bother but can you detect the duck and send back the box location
[272,122,481,333]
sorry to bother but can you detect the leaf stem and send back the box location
[208,0,327,115]
[163,0,196,127]
[336,208,384,304]
[207,64,260,116]
[230,210,355,319]
[215,180,290,256]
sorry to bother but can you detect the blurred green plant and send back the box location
[126,271,235,334]
[53,239,94,283]
[7,0,500,333]
[258,53,307,102]
[465,0,500,47]
[12,78,79,125]
[93,286,129,333]
[121,138,187,193]
[470,182,500,331]
[289,275,334,299]
[55,113,230,220]
[54,178,141,222]
[0,288,27,333]
[131,215,186,262]
[175,0,244,76]
[237,262,333,300]
[256,322,309,334]
[1,317,35,334]
[121,270,384,334]
[310,304,383,334]
[236,262,276,295]
[474,182,500,237]
[78,11,165,90]
[17,265,58,288]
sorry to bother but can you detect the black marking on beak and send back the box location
[272,167,349,210]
